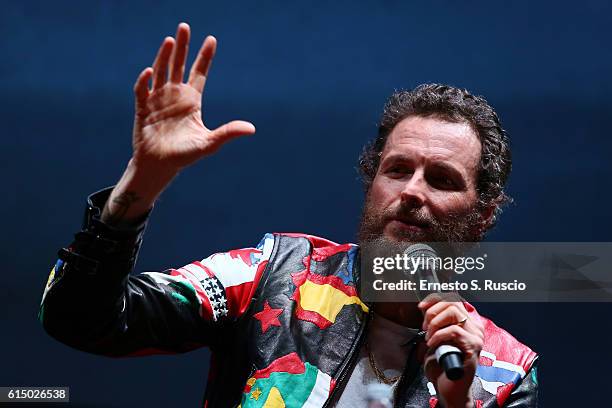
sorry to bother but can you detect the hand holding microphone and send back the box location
[404,244,484,407]
[418,293,484,408]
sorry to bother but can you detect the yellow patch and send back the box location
[45,266,56,290]
[246,377,256,387]
[250,388,262,400]
[262,387,285,407]
[298,280,368,323]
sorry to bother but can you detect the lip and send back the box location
[389,218,430,231]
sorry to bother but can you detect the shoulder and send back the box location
[465,302,539,404]
[272,232,357,258]
[465,302,538,373]
[270,233,359,285]
[273,232,355,248]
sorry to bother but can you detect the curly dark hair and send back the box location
[358,83,512,226]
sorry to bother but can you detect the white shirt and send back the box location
[334,313,420,407]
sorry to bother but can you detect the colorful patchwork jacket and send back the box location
[40,188,539,407]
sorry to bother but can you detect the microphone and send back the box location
[404,243,464,381]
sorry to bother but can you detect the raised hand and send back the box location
[101,23,254,225]
[131,22,255,172]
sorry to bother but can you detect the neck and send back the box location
[373,302,423,328]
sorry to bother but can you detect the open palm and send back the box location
[131,23,255,171]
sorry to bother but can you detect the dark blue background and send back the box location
[2,1,611,406]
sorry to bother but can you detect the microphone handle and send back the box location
[434,344,464,380]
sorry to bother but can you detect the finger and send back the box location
[418,292,450,313]
[169,22,190,83]
[419,292,462,311]
[426,325,483,358]
[425,304,468,336]
[422,297,466,330]
[203,120,256,153]
[188,35,217,93]
[418,293,443,311]
[134,67,153,109]
[152,37,175,90]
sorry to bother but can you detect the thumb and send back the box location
[205,120,256,153]
[424,352,443,382]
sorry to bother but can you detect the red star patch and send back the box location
[254,301,283,333]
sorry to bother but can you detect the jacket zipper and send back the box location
[322,311,371,408]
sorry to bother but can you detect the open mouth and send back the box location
[389,217,430,231]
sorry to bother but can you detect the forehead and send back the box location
[381,115,481,176]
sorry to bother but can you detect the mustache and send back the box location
[384,204,435,227]
[359,197,485,244]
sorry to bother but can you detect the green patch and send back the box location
[171,291,190,305]
[531,366,538,385]
[241,362,319,407]
[38,305,45,323]
[169,281,198,308]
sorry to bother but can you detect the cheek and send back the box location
[369,178,400,206]
[429,191,477,215]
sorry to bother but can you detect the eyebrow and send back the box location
[380,153,415,167]
[430,162,468,186]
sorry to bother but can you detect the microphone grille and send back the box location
[403,243,437,259]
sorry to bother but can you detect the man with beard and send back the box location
[40,23,538,407]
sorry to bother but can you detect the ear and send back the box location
[476,200,499,237]
[480,204,496,226]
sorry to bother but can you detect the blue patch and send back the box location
[252,233,274,265]
[256,233,274,250]
[476,365,521,385]
[338,246,357,285]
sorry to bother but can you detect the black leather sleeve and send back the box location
[39,187,214,356]
[503,358,539,407]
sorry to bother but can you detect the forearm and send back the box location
[101,158,178,227]
[40,187,147,352]
[39,187,271,356]
[40,187,205,356]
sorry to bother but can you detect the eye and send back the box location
[386,165,413,177]
[429,175,457,190]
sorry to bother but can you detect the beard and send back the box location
[358,195,485,246]
[358,196,487,305]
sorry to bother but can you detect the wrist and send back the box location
[121,158,176,202]
[101,159,178,226]
[128,156,180,187]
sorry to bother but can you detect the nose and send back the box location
[400,171,426,209]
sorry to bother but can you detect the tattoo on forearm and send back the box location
[104,191,141,225]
